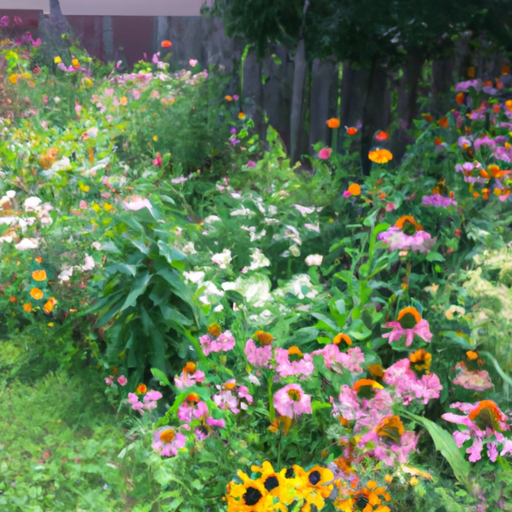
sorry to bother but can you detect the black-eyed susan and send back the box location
[335,480,391,512]
[409,348,432,373]
[293,465,334,512]
[251,462,297,506]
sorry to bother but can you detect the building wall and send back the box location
[0,0,208,16]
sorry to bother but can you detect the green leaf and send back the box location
[120,271,152,311]
[426,251,445,262]
[400,410,470,487]
[150,368,172,387]
[480,351,512,387]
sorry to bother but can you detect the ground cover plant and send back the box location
[0,18,512,512]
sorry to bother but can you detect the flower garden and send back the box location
[1,20,512,512]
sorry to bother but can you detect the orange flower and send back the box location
[409,349,432,372]
[347,183,361,196]
[422,113,433,123]
[326,118,340,129]
[72,58,80,69]
[255,330,273,345]
[23,303,32,313]
[434,137,443,146]
[506,100,512,112]
[367,364,384,378]
[368,148,393,164]
[437,116,449,128]
[501,63,511,75]
[394,216,423,232]
[136,384,147,395]
[225,95,233,101]
[397,306,422,327]
[353,379,383,393]
[333,333,352,345]
[466,350,479,360]
[455,92,464,105]
[161,40,172,48]
[467,66,476,78]
[238,112,246,120]
[43,297,57,314]
[469,400,506,429]
[376,415,405,441]
[9,296,16,302]
[183,362,197,373]
[208,323,222,336]
[30,287,43,300]
[268,415,292,435]
[493,104,501,114]
[35,257,43,264]
[186,393,200,402]
[375,131,389,141]
[346,126,358,135]
[32,269,47,281]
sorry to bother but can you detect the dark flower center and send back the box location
[264,476,279,492]
[355,496,369,510]
[402,220,417,236]
[243,487,262,506]
[308,470,321,485]
[285,468,295,479]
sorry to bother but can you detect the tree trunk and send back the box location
[102,16,114,62]
[390,48,426,162]
[309,57,337,150]
[361,60,388,175]
[290,38,307,162]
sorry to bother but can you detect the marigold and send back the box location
[347,183,361,196]
[346,126,357,135]
[326,118,340,129]
[183,361,197,373]
[225,95,233,101]
[422,113,433,123]
[238,112,246,120]
[43,297,57,314]
[255,330,273,346]
[161,40,172,48]
[23,303,32,312]
[30,287,43,300]
[368,148,393,164]
[375,131,389,141]
[32,269,47,281]
[136,384,147,395]
[72,58,80,69]
[455,92,464,105]
[437,116,449,128]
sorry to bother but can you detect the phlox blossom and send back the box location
[453,366,493,391]
[312,344,365,373]
[244,338,273,368]
[199,330,236,356]
[273,384,312,418]
[378,216,435,253]
[174,362,205,388]
[274,346,315,378]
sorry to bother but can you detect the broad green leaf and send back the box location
[400,410,470,487]
[150,367,172,387]
[426,251,445,262]
[480,351,512,387]
[120,271,152,311]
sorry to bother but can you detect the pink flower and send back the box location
[275,347,315,378]
[421,194,457,208]
[189,59,198,67]
[152,153,163,167]
[132,88,141,100]
[385,202,396,212]
[178,400,208,423]
[244,338,272,368]
[174,368,205,388]
[382,308,432,347]
[122,196,153,212]
[79,200,87,209]
[200,331,236,356]
[453,367,493,391]
[152,427,186,457]
[213,388,240,413]
[318,147,332,160]
[117,375,127,386]
[273,384,312,418]
[105,377,113,386]
[312,344,365,373]
[378,226,435,253]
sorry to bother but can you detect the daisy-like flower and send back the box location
[293,465,334,512]
[250,462,298,506]
[245,331,274,368]
[274,346,315,378]
[200,330,236,356]
[442,400,511,462]
[312,344,365,373]
[378,215,435,253]
[273,384,312,418]
[213,380,254,413]
[382,307,432,347]
[174,361,205,388]
[226,470,285,512]
[335,479,391,512]
[152,427,186,457]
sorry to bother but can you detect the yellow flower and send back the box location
[293,465,334,512]
[368,148,393,164]
[9,74,17,84]
[120,96,128,106]
[103,203,113,211]
[79,183,90,192]
[72,58,80,68]
[153,135,158,141]
[54,56,62,64]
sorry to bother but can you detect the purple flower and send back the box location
[378,227,435,253]
[0,16,9,27]
[273,384,312,418]
[421,194,457,208]
[455,79,481,92]
[152,427,186,457]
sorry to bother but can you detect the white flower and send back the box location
[304,223,320,233]
[82,255,95,271]
[249,248,270,270]
[183,271,205,284]
[305,254,323,266]
[14,238,39,250]
[182,242,197,255]
[54,96,61,104]
[289,245,301,257]
[6,190,16,199]
[122,196,152,212]
[230,206,254,217]
[247,373,260,385]
[211,249,232,269]
[24,197,42,212]
[293,204,315,216]
[58,267,74,282]
[213,304,224,312]
[204,215,221,224]
[198,281,225,305]
[92,242,102,251]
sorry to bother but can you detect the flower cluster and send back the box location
[378,216,435,253]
